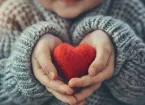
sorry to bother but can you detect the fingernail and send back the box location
[49,72,54,79]
[89,68,96,76]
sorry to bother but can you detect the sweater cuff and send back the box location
[71,15,136,75]
[3,21,68,105]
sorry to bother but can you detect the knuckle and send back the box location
[38,75,51,86]
[41,81,47,86]
[41,81,46,86]
[82,78,88,86]
[42,79,51,87]
[58,85,65,94]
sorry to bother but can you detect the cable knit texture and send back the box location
[0,0,145,105]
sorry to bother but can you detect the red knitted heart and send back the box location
[53,43,96,82]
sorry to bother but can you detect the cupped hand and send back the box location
[69,30,115,103]
[32,34,77,105]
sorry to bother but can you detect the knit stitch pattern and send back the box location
[0,0,145,105]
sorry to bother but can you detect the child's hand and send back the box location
[69,30,115,103]
[32,34,77,105]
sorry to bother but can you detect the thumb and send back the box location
[88,44,111,76]
[36,48,58,80]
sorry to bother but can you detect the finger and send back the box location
[47,87,77,105]
[47,79,74,95]
[35,47,58,80]
[88,43,112,76]
[77,101,86,105]
[69,76,92,88]
[92,52,114,81]
[69,53,114,88]
[72,101,85,105]
[32,58,74,95]
[69,75,99,88]
[74,84,101,103]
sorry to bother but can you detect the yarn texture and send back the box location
[53,43,96,81]
[0,0,145,105]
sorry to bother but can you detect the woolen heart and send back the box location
[53,43,96,82]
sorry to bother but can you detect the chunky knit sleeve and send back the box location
[0,0,70,104]
[0,1,70,105]
[0,21,70,105]
[108,0,145,42]
[70,15,145,105]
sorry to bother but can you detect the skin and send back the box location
[69,30,114,104]
[38,0,102,18]
[32,34,77,105]
[32,0,115,105]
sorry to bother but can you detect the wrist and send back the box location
[38,34,63,51]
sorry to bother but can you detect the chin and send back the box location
[56,10,82,19]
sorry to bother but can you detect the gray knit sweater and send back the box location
[0,0,145,105]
